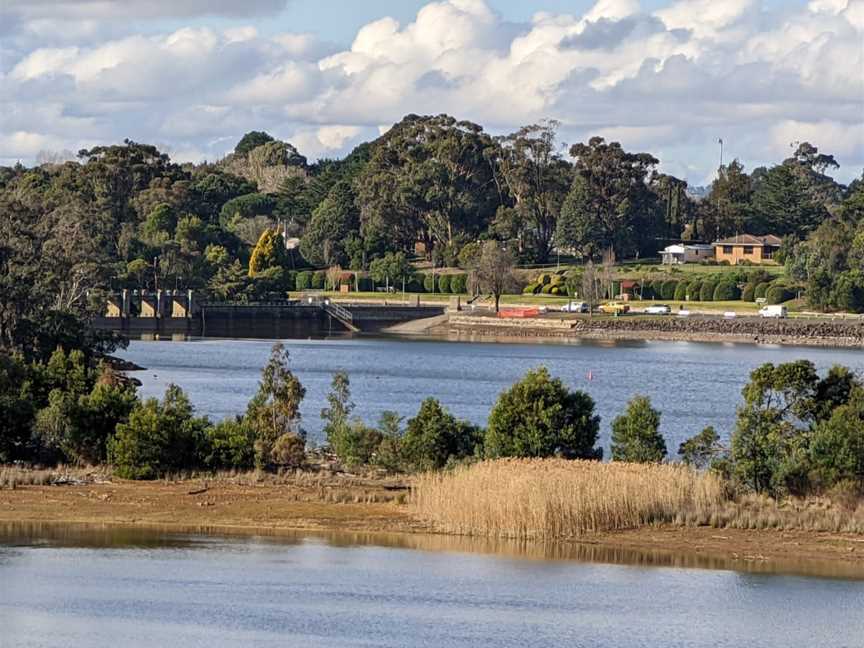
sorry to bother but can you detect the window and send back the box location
[723,246,733,254]
[743,246,754,254]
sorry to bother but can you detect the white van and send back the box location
[759,305,787,319]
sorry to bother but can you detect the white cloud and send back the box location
[769,119,864,158]
[289,125,365,159]
[3,0,863,182]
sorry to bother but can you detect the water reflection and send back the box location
[2,521,861,581]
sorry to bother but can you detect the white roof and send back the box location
[660,244,712,253]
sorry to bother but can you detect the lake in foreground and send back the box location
[1,526,862,648]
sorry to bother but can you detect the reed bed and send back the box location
[412,458,726,539]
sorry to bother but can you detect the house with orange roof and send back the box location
[712,234,782,265]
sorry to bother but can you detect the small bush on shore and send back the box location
[678,426,722,469]
[107,385,210,480]
[203,418,255,470]
[271,433,306,469]
[610,396,667,463]
[403,398,481,471]
[485,368,602,460]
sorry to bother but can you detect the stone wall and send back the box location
[449,315,864,348]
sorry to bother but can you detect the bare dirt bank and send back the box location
[2,479,862,578]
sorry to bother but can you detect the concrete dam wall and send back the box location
[94,291,446,339]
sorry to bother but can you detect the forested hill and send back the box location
[1,114,862,324]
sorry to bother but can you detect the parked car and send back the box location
[598,302,630,315]
[561,301,590,313]
[644,304,671,315]
[759,305,788,319]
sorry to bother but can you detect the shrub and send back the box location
[661,280,678,300]
[808,390,864,490]
[271,433,306,468]
[713,282,741,301]
[678,426,722,469]
[372,411,405,472]
[754,282,770,300]
[321,372,385,467]
[541,284,553,294]
[741,283,756,302]
[550,286,562,295]
[523,283,540,294]
[311,270,326,290]
[673,282,688,301]
[34,376,138,465]
[204,418,255,470]
[610,395,667,463]
[107,385,209,480]
[403,398,481,471]
[766,285,795,305]
[485,367,602,460]
[423,273,436,292]
[407,273,425,293]
[283,270,297,292]
[699,281,717,302]
[295,271,312,291]
[438,275,451,293]
[450,274,467,294]
[650,280,665,298]
[686,281,702,301]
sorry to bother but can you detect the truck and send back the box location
[759,305,788,319]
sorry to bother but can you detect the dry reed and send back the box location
[412,458,726,539]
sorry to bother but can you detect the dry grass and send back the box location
[412,458,726,539]
[0,465,109,489]
[677,493,864,534]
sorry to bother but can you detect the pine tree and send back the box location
[611,396,667,463]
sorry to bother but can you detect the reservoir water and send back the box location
[119,336,864,453]
[1,525,863,648]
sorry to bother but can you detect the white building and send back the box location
[658,244,714,265]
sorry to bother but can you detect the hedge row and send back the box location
[287,271,471,294]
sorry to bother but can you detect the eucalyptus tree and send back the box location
[356,114,500,258]
[487,121,572,263]
[556,137,659,260]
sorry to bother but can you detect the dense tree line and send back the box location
[4,116,856,313]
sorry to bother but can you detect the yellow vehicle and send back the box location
[598,301,630,315]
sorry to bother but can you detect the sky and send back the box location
[2,0,862,185]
